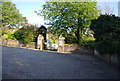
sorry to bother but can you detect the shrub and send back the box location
[14,25,38,44]
[7,32,16,39]
[90,14,120,55]
[82,40,95,49]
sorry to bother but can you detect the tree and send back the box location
[13,24,38,45]
[1,0,28,27]
[35,2,99,45]
[90,15,120,55]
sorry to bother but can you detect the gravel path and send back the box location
[2,45,120,79]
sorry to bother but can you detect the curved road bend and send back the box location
[2,45,120,79]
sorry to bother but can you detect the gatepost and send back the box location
[37,34,44,50]
[57,35,65,53]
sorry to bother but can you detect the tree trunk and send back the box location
[76,27,80,45]
[75,12,83,45]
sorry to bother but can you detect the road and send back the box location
[2,45,120,79]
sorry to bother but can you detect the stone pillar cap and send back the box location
[38,34,44,39]
[59,35,65,39]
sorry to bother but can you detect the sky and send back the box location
[11,0,119,27]
[12,1,45,27]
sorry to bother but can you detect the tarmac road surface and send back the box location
[2,45,120,79]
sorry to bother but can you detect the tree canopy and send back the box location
[35,2,99,44]
[1,0,28,27]
[90,15,120,55]
[13,24,38,44]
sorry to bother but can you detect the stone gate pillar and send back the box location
[57,35,65,53]
[37,34,44,50]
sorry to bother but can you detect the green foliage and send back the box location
[1,29,8,35]
[1,26,17,39]
[65,34,77,44]
[3,35,8,39]
[47,39,55,44]
[47,34,58,44]
[82,40,95,49]
[7,31,16,39]
[80,36,95,49]
[90,15,120,55]
[14,25,38,44]
[36,2,99,44]
[0,28,2,37]
[1,1,28,27]
[1,27,15,39]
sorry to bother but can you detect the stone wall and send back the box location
[60,44,93,55]
[64,44,120,66]
[0,39,35,49]
[94,49,120,66]
[64,44,79,53]
[71,47,93,55]
[1,39,19,47]
[26,42,35,48]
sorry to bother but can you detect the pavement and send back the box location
[2,45,120,79]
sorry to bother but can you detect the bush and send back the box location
[14,25,38,44]
[7,32,16,39]
[90,15,120,55]
[1,29,8,35]
[65,34,78,44]
[82,40,95,49]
